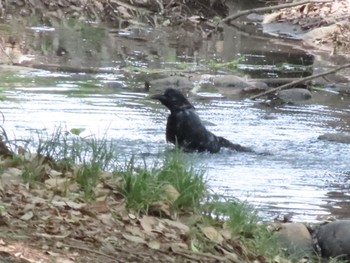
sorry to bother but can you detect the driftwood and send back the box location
[249,63,350,100]
[222,0,333,24]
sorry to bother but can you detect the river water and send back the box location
[1,20,350,222]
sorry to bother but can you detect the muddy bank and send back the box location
[1,0,227,26]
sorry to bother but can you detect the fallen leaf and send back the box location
[20,211,34,221]
[125,225,145,238]
[128,213,137,220]
[49,169,62,177]
[97,214,115,227]
[162,219,189,234]
[168,242,188,250]
[149,201,171,218]
[147,241,161,250]
[45,178,69,192]
[200,226,224,244]
[87,201,109,213]
[51,200,85,210]
[162,184,180,203]
[122,233,146,244]
[139,216,157,233]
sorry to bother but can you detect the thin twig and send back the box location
[222,0,333,23]
[249,63,350,100]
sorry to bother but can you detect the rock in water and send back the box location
[316,220,350,260]
[276,223,313,256]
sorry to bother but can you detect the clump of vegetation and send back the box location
[8,126,117,198]
[119,149,207,214]
[1,125,287,262]
[208,57,244,71]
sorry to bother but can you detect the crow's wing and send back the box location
[167,109,220,153]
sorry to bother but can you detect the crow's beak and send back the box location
[150,94,165,100]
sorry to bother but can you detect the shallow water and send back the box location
[1,20,350,223]
[1,67,350,223]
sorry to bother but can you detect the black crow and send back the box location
[151,88,252,153]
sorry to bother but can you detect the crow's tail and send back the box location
[218,137,252,152]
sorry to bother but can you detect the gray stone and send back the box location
[318,133,350,144]
[327,83,350,94]
[148,76,193,91]
[276,223,314,256]
[213,75,268,91]
[213,75,247,88]
[316,220,350,260]
[276,88,312,103]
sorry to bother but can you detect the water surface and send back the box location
[0,20,350,222]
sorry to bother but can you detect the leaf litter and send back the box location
[0,153,252,263]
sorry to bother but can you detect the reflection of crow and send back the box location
[151,88,252,153]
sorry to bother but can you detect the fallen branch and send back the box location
[222,0,333,23]
[249,63,350,100]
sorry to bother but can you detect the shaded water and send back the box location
[1,19,350,222]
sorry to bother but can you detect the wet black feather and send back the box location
[151,88,251,153]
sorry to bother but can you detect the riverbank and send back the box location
[0,132,282,262]
[0,129,346,263]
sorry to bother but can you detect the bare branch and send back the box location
[249,63,350,100]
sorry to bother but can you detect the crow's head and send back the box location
[151,88,194,112]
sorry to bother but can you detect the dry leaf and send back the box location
[147,241,161,250]
[162,219,189,234]
[200,226,224,244]
[20,211,34,221]
[139,216,157,232]
[51,200,85,210]
[128,213,137,220]
[149,201,171,218]
[45,178,69,192]
[122,233,146,244]
[162,184,180,203]
[97,214,115,227]
[49,169,62,177]
[125,225,145,238]
[87,201,109,213]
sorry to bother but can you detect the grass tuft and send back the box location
[119,150,207,214]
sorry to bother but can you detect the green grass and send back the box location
[118,150,207,214]
[202,195,281,260]
[13,126,118,199]
[119,157,165,213]
[156,150,207,211]
[3,126,305,262]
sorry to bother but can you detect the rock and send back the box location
[148,76,192,92]
[276,88,312,103]
[316,220,350,260]
[318,133,350,144]
[327,83,350,95]
[275,223,313,255]
[213,75,268,91]
[241,81,269,93]
[213,75,249,88]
